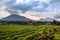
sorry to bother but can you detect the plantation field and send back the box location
[0,25,60,40]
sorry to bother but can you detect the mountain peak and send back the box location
[1,14,31,21]
[39,17,54,22]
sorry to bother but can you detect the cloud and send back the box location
[0,0,50,14]
[46,1,60,16]
[0,6,11,19]
[6,1,40,13]
[50,0,60,3]
[0,0,17,14]
[54,13,60,19]
[0,0,60,19]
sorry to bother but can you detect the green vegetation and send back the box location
[0,25,60,40]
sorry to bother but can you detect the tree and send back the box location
[28,20,32,25]
[53,20,56,24]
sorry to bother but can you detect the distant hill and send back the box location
[39,18,54,22]
[54,13,60,19]
[1,14,31,21]
[55,15,60,19]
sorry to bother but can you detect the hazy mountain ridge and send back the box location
[1,14,31,21]
[0,14,60,22]
[39,18,54,22]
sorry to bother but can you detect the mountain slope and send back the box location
[39,18,54,22]
[1,14,31,21]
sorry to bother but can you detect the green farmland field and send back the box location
[0,25,60,40]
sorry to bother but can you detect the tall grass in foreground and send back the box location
[0,25,60,40]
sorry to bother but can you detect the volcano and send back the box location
[1,14,31,21]
[39,18,54,22]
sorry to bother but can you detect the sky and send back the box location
[0,0,60,20]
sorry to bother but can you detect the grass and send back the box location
[0,25,60,40]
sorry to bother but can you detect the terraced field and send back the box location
[0,25,60,40]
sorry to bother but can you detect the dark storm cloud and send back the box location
[5,0,16,6]
[0,0,50,13]
[0,0,16,14]
[50,0,60,3]
[5,8,18,14]
[0,0,16,10]
[6,1,40,13]
[32,2,49,12]
[0,0,60,15]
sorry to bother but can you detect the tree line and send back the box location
[0,20,60,25]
